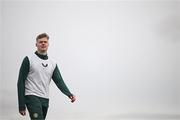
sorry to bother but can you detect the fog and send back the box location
[0,0,180,120]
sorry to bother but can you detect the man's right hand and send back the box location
[19,110,26,116]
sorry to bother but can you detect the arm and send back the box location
[52,65,76,102]
[17,56,29,113]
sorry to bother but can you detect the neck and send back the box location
[37,50,47,55]
[35,51,48,60]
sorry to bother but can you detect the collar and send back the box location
[35,51,48,60]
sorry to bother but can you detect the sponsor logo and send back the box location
[42,63,48,67]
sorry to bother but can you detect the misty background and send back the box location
[0,0,180,120]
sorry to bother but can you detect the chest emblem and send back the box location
[42,63,48,67]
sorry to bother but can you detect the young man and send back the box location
[17,33,76,120]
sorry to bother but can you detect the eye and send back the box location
[39,41,43,44]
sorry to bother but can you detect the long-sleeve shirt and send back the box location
[17,51,72,111]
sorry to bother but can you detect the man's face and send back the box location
[36,37,49,53]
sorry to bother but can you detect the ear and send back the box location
[36,43,37,47]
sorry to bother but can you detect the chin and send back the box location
[41,48,47,51]
[42,50,47,52]
[39,49,47,53]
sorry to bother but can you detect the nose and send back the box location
[42,42,46,44]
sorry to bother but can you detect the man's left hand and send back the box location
[69,95,76,103]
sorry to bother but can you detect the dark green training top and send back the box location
[17,51,73,111]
